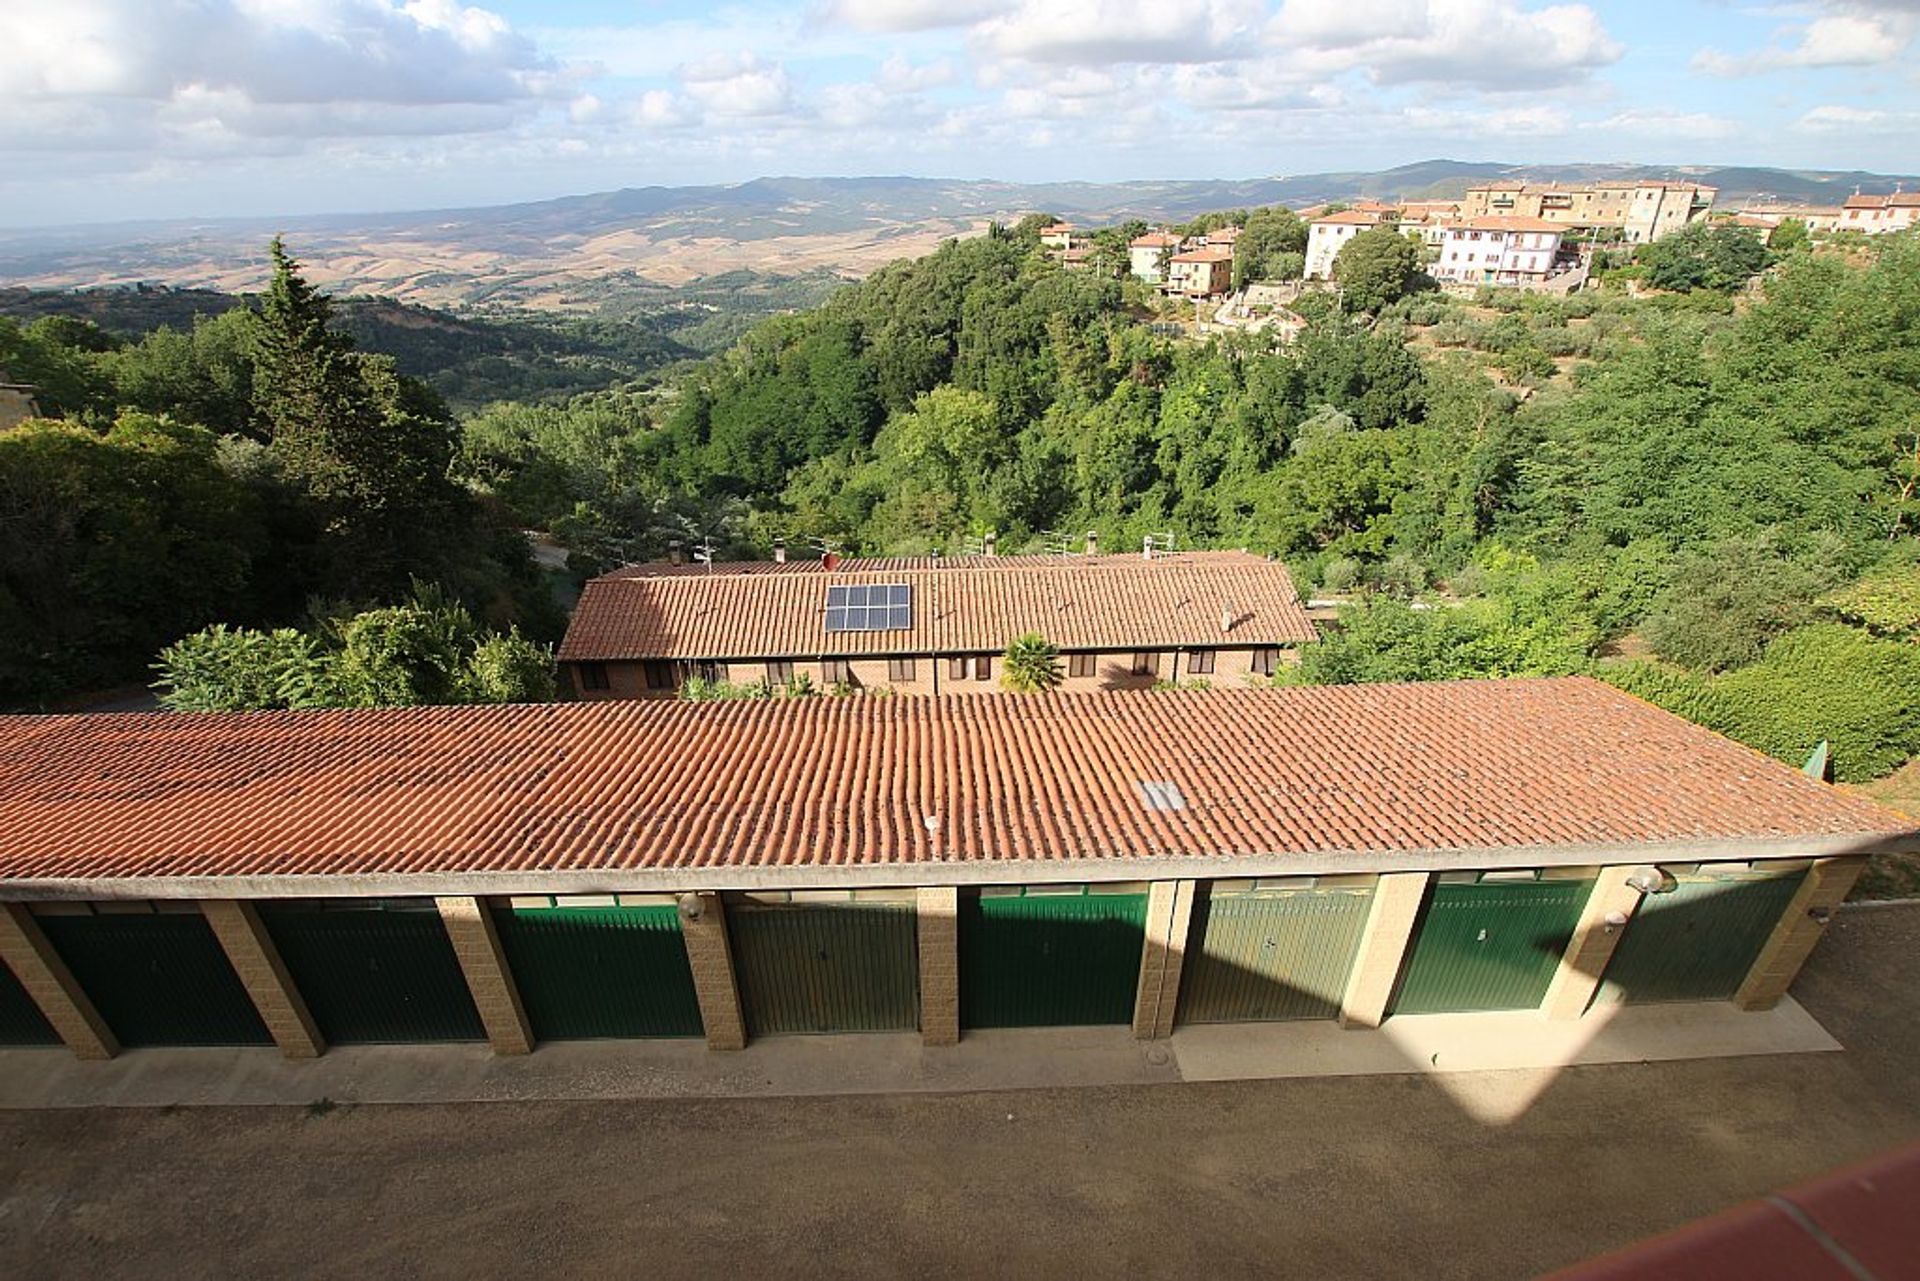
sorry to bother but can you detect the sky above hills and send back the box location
[3,0,1918,227]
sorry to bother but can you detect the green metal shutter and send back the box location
[492,905,703,1040]
[1596,872,1806,1006]
[261,904,484,1044]
[1179,886,1374,1024]
[0,957,60,1046]
[729,902,919,1036]
[960,891,1147,1028]
[35,911,270,1047]
[1390,879,1593,1015]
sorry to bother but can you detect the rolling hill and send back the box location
[1,161,1910,312]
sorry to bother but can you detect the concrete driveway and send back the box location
[2,903,1916,1280]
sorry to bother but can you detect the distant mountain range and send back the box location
[2,161,1911,311]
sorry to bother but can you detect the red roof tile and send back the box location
[561,550,1316,661]
[1455,216,1566,234]
[1170,246,1235,263]
[0,679,1908,888]
[1313,210,1381,226]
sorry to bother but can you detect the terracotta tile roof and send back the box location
[561,550,1316,661]
[0,679,1909,887]
[1170,246,1234,263]
[1312,210,1381,226]
[1130,231,1180,248]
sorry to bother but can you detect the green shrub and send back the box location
[1002,632,1064,692]
[1603,625,1920,783]
[1819,564,1920,638]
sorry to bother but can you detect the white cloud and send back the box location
[1592,109,1740,139]
[1695,2,1919,74]
[820,0,1012,33]
[631,89,698,129]
[877,54,956,93]
[1794,101,1920,130]
[1267,0,1622,89]
[975,0,1267,66]
[681,53,796,118]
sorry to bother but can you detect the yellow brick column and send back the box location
[1133,880,1196,1040]
[0,903,118,1060]
[1734,856,1869,1012]
[1541,868,1644,1021]
[1339,872,1430,1030]
[679,892,746,1051]
[202,900,325,1058]
[917,887,960,1047]
[435,896,534,1055]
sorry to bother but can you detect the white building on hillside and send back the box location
[1428,217,1566,287]
[1128,231,1181,282]
[1304,210,1381,280]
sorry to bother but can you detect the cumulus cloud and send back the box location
[877,54,957,93]
[1268,0,1622,89]
[821,0,1013,33]
[1592,108,1739,139]
[0,0,564,159]
[975,0,1267,66]
[680,53,796,118]
[1795,101,1920,131]
[1694,2,1919,74]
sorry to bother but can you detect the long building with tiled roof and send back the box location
[0,678,1907,1060]
[0,678,1908,895]
[558,546,1318,699]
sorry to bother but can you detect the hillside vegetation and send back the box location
[5,213,1920,798]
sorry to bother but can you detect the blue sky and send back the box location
[2,0,1917,227]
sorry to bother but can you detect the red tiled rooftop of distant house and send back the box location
[1312,210,1381,226]
[0,679,1909,889]
[1842,192,1917,209]
[561,550,1316,662]
[1130,231,1181,248]
[1040,222,1076,234]
[1205,226,1242,241]
[1061,246,1094,261]
[1169,246,1235,263]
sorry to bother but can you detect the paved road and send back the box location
[3,904,1917,1279]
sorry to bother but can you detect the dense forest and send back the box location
[4,212,1919,807]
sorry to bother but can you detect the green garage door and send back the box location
[729,900,919,1036]
[0,955,60,1046]
[35,909,270,1047]
[493,903,703,1040]
[262,903,484,1044]
[1179,883,1374,1024]
[1390,877,1594,1015]
[961,888,1147,1028]
[1596,870,1805,1006]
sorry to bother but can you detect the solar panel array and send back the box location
[824,584,912,632]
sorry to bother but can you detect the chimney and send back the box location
[668,539,684,566]
[823,550,840,571]
[983,531,997,557]
[773,539,786,564]
[1142,535,1153,561]
[1085,530,1098,557]
[1220,607,1235,634]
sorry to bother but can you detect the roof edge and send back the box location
[2,833,1906,901]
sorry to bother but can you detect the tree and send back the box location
[1233,207,1308,287]
[1001,632,1063,692]
[1332,229,1424,313]
[1642,533,1840,672]
[1768,218,1810,253]
[1639,223,1770,293]
[249,238,461,598]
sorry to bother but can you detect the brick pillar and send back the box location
[1133,879,1196,1040]
[435,896,534,1055]
[1734,856,1869,1012]
[1541,867,1644,1022]
[679,892,746,1051]
[202,900,325,1058]
[917,886,959,1047]
[1339,872,1429,1029]
[0,903,117,1060]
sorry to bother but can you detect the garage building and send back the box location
[0,678,1911,1062]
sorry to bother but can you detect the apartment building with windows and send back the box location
[1304,210,1383,279]
[1462,180,1715,243]
[1428,217,1568,286]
